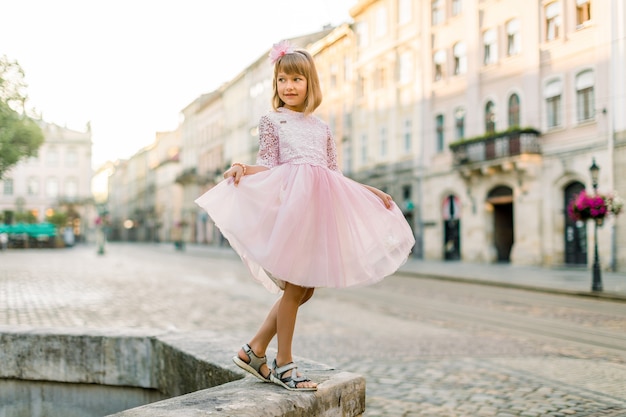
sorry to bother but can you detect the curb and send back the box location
[398,270,626,303]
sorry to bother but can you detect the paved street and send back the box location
[1,243,625,417]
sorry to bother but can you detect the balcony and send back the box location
[175,168,198,185]
[449,128,541,166]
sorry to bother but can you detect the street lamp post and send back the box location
[589,158,602,292]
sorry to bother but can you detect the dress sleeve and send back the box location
[256,115,280,168]
[326,126,340,172]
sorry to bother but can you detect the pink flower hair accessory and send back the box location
[269,40,294,64]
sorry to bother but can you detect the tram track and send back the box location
[335,275,626,356]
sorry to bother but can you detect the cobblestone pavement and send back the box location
[1,243,625,417]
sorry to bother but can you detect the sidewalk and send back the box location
[182,243,626,301]
[398,257,626,301]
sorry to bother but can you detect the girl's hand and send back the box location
[223,164,245,186]
[376,190,394,209]
[364,185,393,209]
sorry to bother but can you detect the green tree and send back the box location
[14,210,37,224]
[46,212,68,229]
[0,55,44,179]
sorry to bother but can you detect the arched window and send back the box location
[485,101,496,133]
[508,94,520,127]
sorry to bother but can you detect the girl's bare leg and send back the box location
[274,283,317,389]
[238,285,314,381]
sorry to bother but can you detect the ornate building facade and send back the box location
[0,121,94,241]
[105,0,626,271]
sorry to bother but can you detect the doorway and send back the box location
[564,182,587,265]
[442,194,461,260]
[487,186,514,263]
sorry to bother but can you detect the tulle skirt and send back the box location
[194,164,415,293]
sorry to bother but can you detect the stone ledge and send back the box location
[111,371,365,417]
[0,326,365,417]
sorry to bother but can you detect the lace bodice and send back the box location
[256,107,339,172]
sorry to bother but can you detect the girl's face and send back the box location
[276,72,307,112]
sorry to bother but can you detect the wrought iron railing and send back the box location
[449,128,541,165]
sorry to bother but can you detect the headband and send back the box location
[269,40,295,64]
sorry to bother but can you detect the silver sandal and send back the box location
[232,344,270,382]
[270,359,317,391]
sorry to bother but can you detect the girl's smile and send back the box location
[277,72,307,112]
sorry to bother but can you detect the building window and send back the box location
[375,6,388,38]
[403,119,412,153]
[402,185,413,212]
[344,108,352,132]
[357,75,366,98]
[3,178,14,196]
[66,148,78,167]
[374,66,387,90]
[46,148,59,167]
[576,0,591,28]
[435,114,445,152]
[398,51,413,84]
[343,56,352,82]
[452,0,463,16]
[65,177,78,199]
[508,93,521,127]
[360,134,368,164]
[329,114,336,134]
[483,29,498,65]
[356,21,369,48]
[343,141,352,174]
[506,18,521,56]
[379,127,388,157]
[46,177,59,198]
[485,101,496,133]
[545,79,563,128]
[330,63,338,88]
[545,2,561,42]
[453,42,467,75]
[433,50,446,81]
[576,70,595,122]
[454,107,466,140]
[432,0,444,25]
[27,177,39,196]
[398,0,412,24]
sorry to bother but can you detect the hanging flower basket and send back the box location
[568,190,623,222]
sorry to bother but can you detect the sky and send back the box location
[1,0,355,168]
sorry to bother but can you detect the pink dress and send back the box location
[195,107,415,293]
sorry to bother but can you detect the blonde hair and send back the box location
[271,49,322,115]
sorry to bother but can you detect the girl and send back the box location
[194,40,415,391]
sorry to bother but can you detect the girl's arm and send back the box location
[226,115,277,186]
[362,184,394,209]
[223,163,268,186]
[324,126,393,209]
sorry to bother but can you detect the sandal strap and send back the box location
[289,374,311,384]
[272,360,298,377]
[273,361,310,383]
[242,344,266,370]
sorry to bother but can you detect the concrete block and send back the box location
[0,326,366,417]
